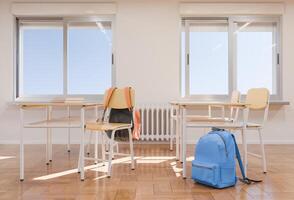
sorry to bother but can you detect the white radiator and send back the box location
[137,104,172,141]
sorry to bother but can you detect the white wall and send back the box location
[0,0,293,144]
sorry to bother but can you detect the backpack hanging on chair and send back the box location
[99,87,141,141]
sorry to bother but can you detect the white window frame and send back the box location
[14,16,115,101]
[181,16,282,101]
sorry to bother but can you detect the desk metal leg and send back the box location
[77,141,82,173]
[87,133,92,155]
[48,106,52,162]
[179,107,183,163]
[182,107,187,179]
[20,108,24,181]
[80,107,85,181]
[46,107,50,164]
[242,108,249,176]
[67,106,71,152]
[242,129,248,176]
[175,117,180,160]
[94,133,98,164]
[94,106,99,164]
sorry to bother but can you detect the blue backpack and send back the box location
[191,128,261,188]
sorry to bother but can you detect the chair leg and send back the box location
[258,128,267,173]
[94,133,98,164]
[112,142,116,159]
[67,128,71,152]
[128,129,135,170]
[77,141,82,173]
[241,129,248,176]
[105,138,110,152]
[107,130,115,177]
[80,128,85,181]
[115,142,119,153]
[102,134,106,166]
[86,132,92,155]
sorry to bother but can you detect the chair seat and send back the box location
[186,115,231,122]
[85,122,131,131]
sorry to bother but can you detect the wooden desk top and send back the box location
[169,100,248,107]
[15,101,103,108]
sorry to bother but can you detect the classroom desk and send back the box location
[17,101,103,181]
[169,101,248,178]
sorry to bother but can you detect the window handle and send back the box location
[112,53,114,65]
[187,53,189,65]
[277,53,280,65]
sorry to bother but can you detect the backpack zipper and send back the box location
[192,163,213,170]
[210,132,228,158]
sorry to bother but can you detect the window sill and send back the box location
[13,95,104,103]
[179,97,290,106]
[269,100,290,105]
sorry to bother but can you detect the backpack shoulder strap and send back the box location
[124,87,133,111]
[231,134,262,184]
[104,87,117,108]
[99,87,117,122]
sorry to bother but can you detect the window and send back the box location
[67,21,112,95]
[182,17,281,100]
[235,21,278,94]
[20,22,64,95]
[187,21,228,95]
[17,18,113,99]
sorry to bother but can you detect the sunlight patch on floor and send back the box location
[33,164,101,180]
[0,156,15,160]
[186,156,194,161]
[34,156,178,180]
[170,161,182,177]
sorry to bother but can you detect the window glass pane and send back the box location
[236,22,276,94]
[68,21,112,94]
[21,22,63,95]
[189,22,228,95]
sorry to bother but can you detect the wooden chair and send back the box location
[78,88,135,180]
[240,88,270,174]
[185,88,270,175]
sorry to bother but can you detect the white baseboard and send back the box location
[2,139,294,145]
[186,139,294,145]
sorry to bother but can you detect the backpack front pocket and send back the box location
[192,160,220,187]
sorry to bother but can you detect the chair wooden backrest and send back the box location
[244,88,270,127]
[103,88,135,109]
[245,88,270,110]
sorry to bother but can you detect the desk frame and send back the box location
[18,102,102,181]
